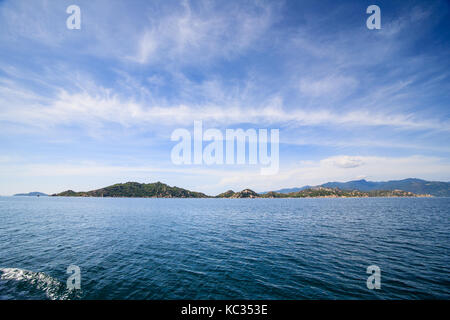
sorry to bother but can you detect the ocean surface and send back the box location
[0,196,448,300]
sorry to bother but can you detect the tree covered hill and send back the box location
[270,179,450,197]
[52,182,432,198]
[217,187,429,198]
[53,182,209,198]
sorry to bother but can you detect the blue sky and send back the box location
[0,0,449,195]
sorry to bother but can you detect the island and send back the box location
[50,182,432,198]
[53,182,208,198]
[14,192,48,197]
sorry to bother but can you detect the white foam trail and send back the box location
[0,268,72,300]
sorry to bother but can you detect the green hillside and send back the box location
[53,182,209,198]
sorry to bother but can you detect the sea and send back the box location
[0,196,448,299]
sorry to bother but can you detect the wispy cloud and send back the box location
[1,76,448,132]
[127,0,278,65]
[0,0,449,194]
[1,155,449,196]
[299,75,359,97]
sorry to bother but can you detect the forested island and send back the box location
[53,182,208,198]
[51,181,432,198]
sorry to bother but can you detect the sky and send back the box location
[0,0,449,196]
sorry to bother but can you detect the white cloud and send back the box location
[1,80,449,134]
[134,31,158,64]
[216,155,450,192]
[299,75,358,97]
[321,155,365,168]
[1,154,449,195]
[127,0,277,65]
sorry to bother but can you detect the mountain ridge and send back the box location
[268,178,450,197]
[51,181,434,198]
[53,182,209,198]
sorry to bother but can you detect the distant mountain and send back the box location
[261,186,311,194]
[274,187,430,198]
[254,187,428,198]
[52,182,209,198]
[14,192,48,197]
[50,179,441,199]
[321,179,450,197]
[217,187,429,198]
[321,179,379,191]
[269,179,450,197]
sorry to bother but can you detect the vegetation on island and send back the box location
[216,189,260,198]
[271,178,449,197]
[53,182,208,198]
[51,182,432,198]
[221,187,431,198]
[262,187,430,198]
[215,190,236,198]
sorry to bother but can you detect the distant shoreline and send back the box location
[13,177,450,198]
[47,182,433,199]
[49,195,435,199]
[5,195,444,199]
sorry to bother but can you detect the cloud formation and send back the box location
[0,0,449,194]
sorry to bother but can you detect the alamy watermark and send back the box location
[66,265,81,290]
[366,5,381,30]
[170,121,279,175]
[65,4,380,31]
[66,5,81,30]
[366,265,381,290]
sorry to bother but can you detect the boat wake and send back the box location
[0,268,81,300]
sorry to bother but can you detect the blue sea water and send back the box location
[0,196,448,300]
